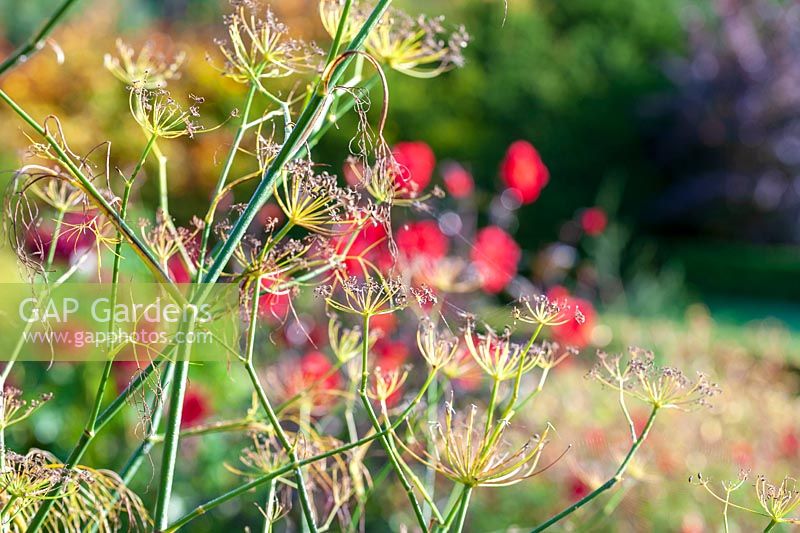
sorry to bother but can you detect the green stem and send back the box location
[764,520,778,532]
[197,82,258,279]
[243,282,317,532]
[453,486,472,533]
[358,314,429,532]
[529,406,659,532]
[484,378,500,433]
[0,0,80,76]
[153,309,198,531]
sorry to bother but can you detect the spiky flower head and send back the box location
[212,0,322,84]
[0,388,52,430]
[275,167,356,236]
[756,476,800,523]
[589,347,720,410]
[417,318,458,370]
[404,401,557,487]
[368,366,408,404]
[104,39,185,89]
[464,323,539,381]
[128,86,216,139]
[323,276,407,317]
[513,294,579,328]
[328,317,375,363]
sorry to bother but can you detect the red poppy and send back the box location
[374,339,409,370]
[393,141,436,195]
[258,276,291,321]
[396,220,449,261]
[470,226,521,293]
[566,475,591,502]
[181,387,210,428]
[168,255,192,283]
[780,429,799,458]
[547,286,595,348]
[300,351,342,391]
[580,207,608,236]
[336,221,393,276]
[442,163,474,198]
[500,140,550,204]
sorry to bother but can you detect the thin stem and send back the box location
[197,82,258,279]
[358,314,429,532]
[0,0,79,76]
[484,378,500,433]
[453,486,473,533]
[529,406,659,532]
[0,88,179,295]
[244,281,318,532]
[764,520,778,532]
[153,309,198,531]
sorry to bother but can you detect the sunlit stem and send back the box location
[244,279,318,532]
[530,406,660,532]
[359,314,429,531]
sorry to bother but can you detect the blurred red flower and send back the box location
[168,255,192,283]
[181,387,210,428]
[300,351,342,391]
[258,276,291,320]
[393,141,435,195]
[500,140,550,204]
[336,221,392,276]
[580,207,608,236]
[547,285,595,348]
[442,163,474,198]
[566,475,591,502]
[396,220,449,261]
[374,339,409,370]
[470,226,521,293]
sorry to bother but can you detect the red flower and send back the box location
[442,163,474,198]
[300,351,341,391]
[374,339,409,370]
[780,429,799,458]
[546,286,595,348]
[168,255,192,283]
[336,221,392,276]
[258,276,291,321]
[393,141,435,196]
[580,207,608,236]
[500,140,549,204]
[181,387,210,428]
[470,226,521,293]
[396,220,449,261]
[566,475,591,502]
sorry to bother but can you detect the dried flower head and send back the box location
[325,276,407,317]
[328,317,374,363]
[417,318,458,370]
[275,169,353,236]
[104,39,185,89]
[129,86,214,139]
[589,347,720,410]
[513,294,577,328]
[368,366,408,404]
[756,475,800,523]
[404,401,556,487]
[464,324,539,382]
[0,449,149,532]
[366,7,470,78]
[213,1,322,84]
[0,388,52,430]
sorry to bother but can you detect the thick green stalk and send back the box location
[529,407,659,532]
[764,520,778,532]
[153,309,198,531]
[0,0,80,76]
